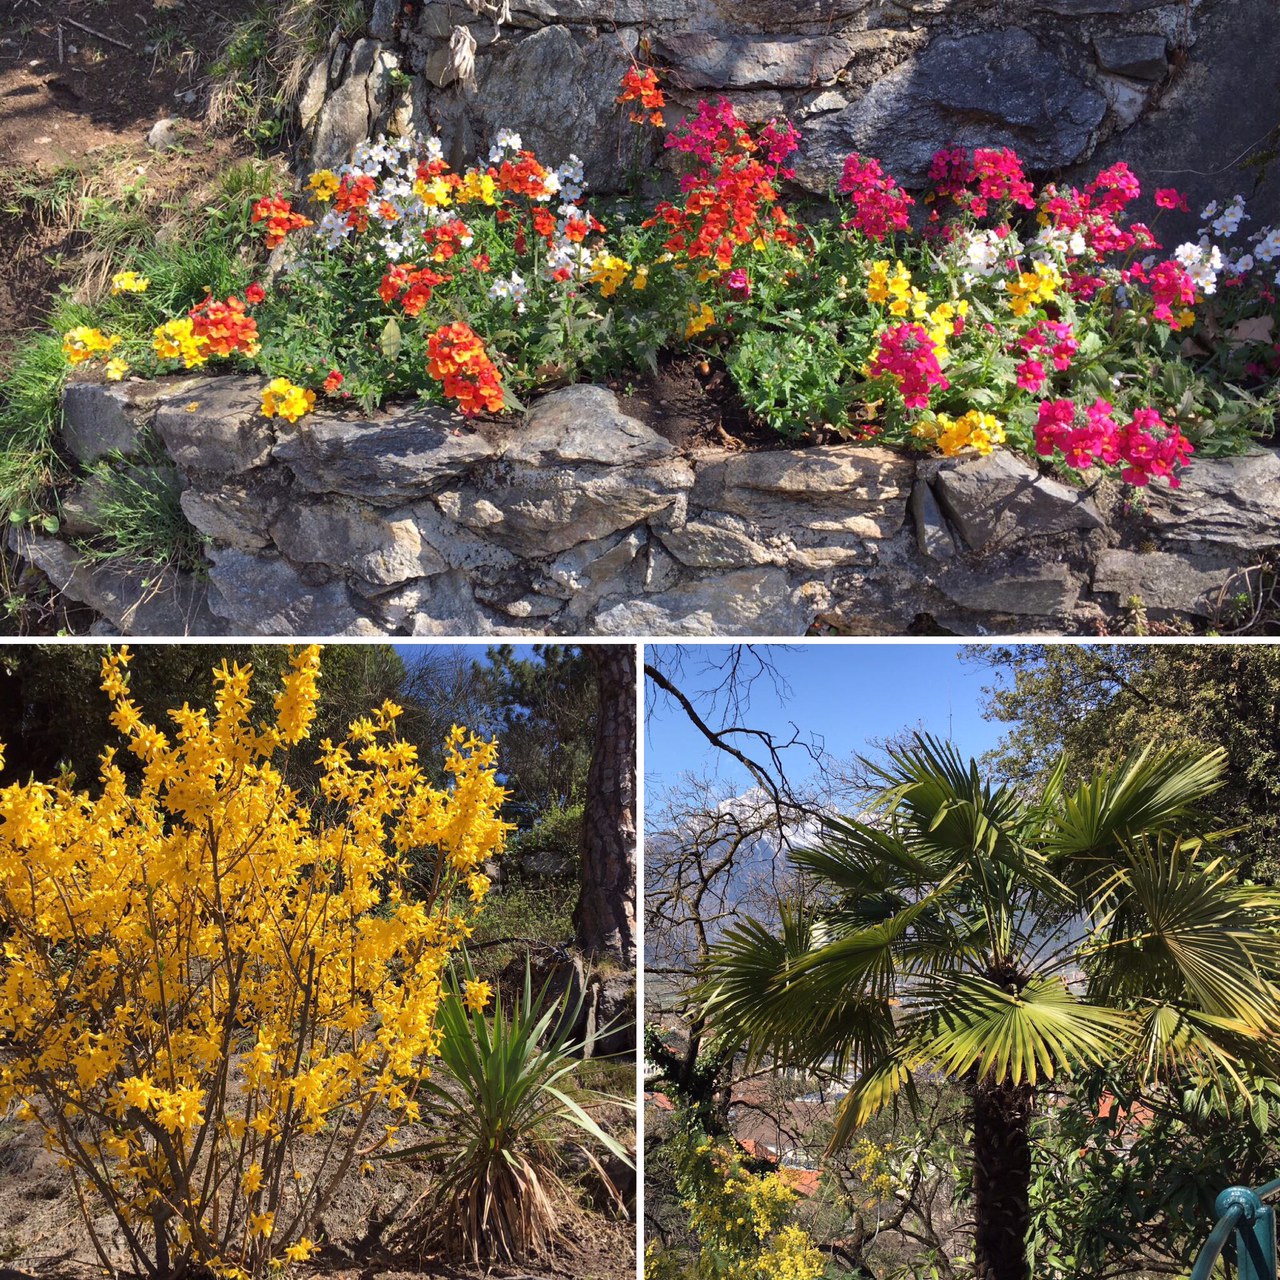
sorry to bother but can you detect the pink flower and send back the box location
[1016,358,1047,392]
[1154,187,1189,212]
[724,268,752,299]
[837,152,914,241]
[868,322,950,409]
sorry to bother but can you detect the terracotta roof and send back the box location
[644,1091,675,1112]
[777,1167,822,1198]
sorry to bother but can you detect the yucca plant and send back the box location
[393,962,634,1264]
[700,736,1280,1280]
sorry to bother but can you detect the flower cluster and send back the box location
[153,292,261,368]
[379,262,452,316]
[646,98,800,270]
[914,409,1005,456]
[63,325,120,365]
[110,270,150,295]
[1035,398,1194,486]
[868,322,951,409]
[260,376,316,423]
[617,65,665,128]
[837,153,914,241]
[251,195,314,250]
[427,321,504,416]
[0,648,510,1280]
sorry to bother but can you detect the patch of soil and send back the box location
[0,0,259,363]
[614,355,782,453]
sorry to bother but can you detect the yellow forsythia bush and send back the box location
[0,646,511,1280]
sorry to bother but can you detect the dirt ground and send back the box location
[0,1109,636,1280]
[0,0,258,358]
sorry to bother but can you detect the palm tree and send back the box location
[699,736,1280,1280]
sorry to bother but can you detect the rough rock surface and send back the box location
[288,0,1276,224]
[24,377,1280,637]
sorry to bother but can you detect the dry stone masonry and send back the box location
[298,0,1279,227]
[18,374,1280,637]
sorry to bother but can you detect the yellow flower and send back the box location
[463,978,492,1013]
[307,169,340,201]
[283,1239,317,1263]
[684,301,715,339]
[260,377,316,424]
[63,326,120,365]
[466,871,490,902]
[916,410,1005,457]
[456,170,497,205]
[632,264,649,291]
[105,357,130,381]
[249,1211,274,1239]
[413,176,453,208]
[153,317,209,368]
[589,253,631,298]
[242,1163,264,1195]
[1005,261,1062,318]
[110,270,150,295]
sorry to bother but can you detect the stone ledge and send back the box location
[21,376,1280,637]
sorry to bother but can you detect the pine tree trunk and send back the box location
[970,1073,1035,1280]
[573,645,637,966]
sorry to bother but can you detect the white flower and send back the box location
[1231,253,1254,274]
[964,229,1003,276]
[488,270,528,312]
[1253,227,1280,262]
[487,129,522,163]
[1175,240,1224,294]
[1068,231,1087,257]
[1200,200,1219,220]
[555,154,587,203]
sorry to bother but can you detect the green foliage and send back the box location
[968,644,1280,882]
[388,964,633,1263]
[1029,1072,1280,1279]
[469,879,578,978]
[509,801,585,864]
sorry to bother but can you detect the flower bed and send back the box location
[58,67,1278,496]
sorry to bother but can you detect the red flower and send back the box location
[1155,187,1189,212]
[617,66,666,128]
[426,322,504,417]
[251,196,313,250]
[245,282,266,305]
[323,370,344,394]
[188,294,259,358]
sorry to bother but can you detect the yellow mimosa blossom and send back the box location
[0,645,511,1280]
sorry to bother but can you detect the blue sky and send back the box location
[645,643,1008,797]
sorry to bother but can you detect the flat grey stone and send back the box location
[592,566,825,635]
[911,480,956,561]
[146,117,187,151]
[1145,450,1280,552]
[939,562,1081,616]
[794,28,1106,189]
[274,409,496,505]
[657,522,772,569]
[270,500,449,586]
[206,547,365,635]
[693,445,912,539]
[308,39,397,169]
[504,385,673,467]
[1092,548,1238,614]
[61,382,150,464]
[1094,34,1168,81]
[154,378,276,477]
[933,451,1104,550]
[11,529,223,636]
[653,31,868,89]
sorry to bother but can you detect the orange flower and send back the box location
[189,295,259,358]
[251,195,313,250]
[426,322,504,417]
[617,66,665,128]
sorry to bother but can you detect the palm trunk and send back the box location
[969,1073,1035,1280]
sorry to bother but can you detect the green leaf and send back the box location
[379,316,402,362]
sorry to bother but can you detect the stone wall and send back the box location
[17,374,1280,637]
[297,0,1279,224]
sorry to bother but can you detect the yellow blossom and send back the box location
[632,264,649,291]
[284,1239,317,1263]
[463,978,492,1013]
[307,169,340,201]
[685,301,715,339]
[153,317,209,368]
[110,270,150,295]
[260,377,316,423]
[456,170,497,205]
[589,253,631,298]
[63,326,120,365]
[105,357,130,382]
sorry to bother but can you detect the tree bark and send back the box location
[574,645,637,966]
[970,1074,1035,1280]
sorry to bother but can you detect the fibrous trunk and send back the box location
[970,1072,1035,1280]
